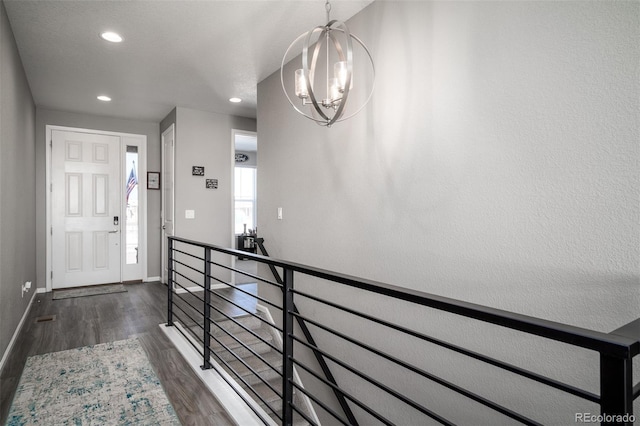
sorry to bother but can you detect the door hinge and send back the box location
[51,271,53,279]
[50,140,52,147]
[50,183,53,192]
[50,227,53,235]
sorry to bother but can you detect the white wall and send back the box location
[257,1,639,424]
[0,0,36,364]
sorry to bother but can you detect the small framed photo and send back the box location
[147,172,160,190]
[206,179,218,189]
[192,166,205,176]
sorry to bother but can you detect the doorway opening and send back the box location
[45,126,147,291]
[232,130,257,284]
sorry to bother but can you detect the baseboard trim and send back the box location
[144,276,161,282]
[175,283,227,294]
[160,322,276,426]
[0,290,38,374]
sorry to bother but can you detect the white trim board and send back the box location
[0,290,38,373]
[174,284,228,294]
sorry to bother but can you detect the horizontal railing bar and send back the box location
[172,301,205,333]
[171,318,276,424]
[290,402,318,426]
[207,274,282,311]
[172,275,205,295]
[292,333,484,424]
[206,311,283,378]
[204,345,276,425]
[172,281,205,303]
[172,314,206,353]
[291,357,428,426]
[205,329,283,415]
[173,257,206,277]
[290,382,346,426]
[172,247,205,263]
[293,330,540,426]
[208,310,283,357]
[293,289,600,404]
[209,295,283,336]
[208,258,282,289]
[170,320,205,358]
[172,290,205,319]
[205,294,283,354]
[170,236,638,358]
[173,269,205,290]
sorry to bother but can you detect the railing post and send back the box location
[167,237,174,326]
[599,353,633,425]
[283,267,295,426]
[202,247,212,370]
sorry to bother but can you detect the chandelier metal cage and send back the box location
[280,0,375,127]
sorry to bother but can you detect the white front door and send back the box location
[51,130,121,288]
[161,125,175,285]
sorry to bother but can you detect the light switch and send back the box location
[185,210,195,219]
[277,207,283,220]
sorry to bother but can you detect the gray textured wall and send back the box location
[172,107,256,246]
[0,1,36,364]
[35,108,162,284]
[257,1,639,423]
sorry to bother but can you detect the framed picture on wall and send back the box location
[147,172,160,190]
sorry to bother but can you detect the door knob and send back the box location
[108,229,119,234]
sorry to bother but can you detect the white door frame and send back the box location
[45,125,148,292]
[230,129,257,284]
[161,124,176,285]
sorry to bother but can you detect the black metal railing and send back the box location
[165,236,639,426]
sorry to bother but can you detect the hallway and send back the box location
[0,282,237,425]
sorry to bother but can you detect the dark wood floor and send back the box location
[0,281,258,425]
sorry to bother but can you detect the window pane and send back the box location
[125,147,138,265]
[234,167,256,234]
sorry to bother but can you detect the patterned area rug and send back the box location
[6,338,180,425]
[52,284,127,300]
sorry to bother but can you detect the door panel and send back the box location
[52,130,121,288]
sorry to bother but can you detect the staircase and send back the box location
[207,312,314,425]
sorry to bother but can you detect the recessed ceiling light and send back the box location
[97,95,112,102]
[100,31,123,43]
[229,97,242,103]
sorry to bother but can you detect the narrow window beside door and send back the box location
[125,146,139,265]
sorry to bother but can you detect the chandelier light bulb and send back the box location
[334,61,349,93]
[329,78,341,105]
[295,69,309,99]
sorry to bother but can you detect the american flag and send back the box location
[126,164,137,204]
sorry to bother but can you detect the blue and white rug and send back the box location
[6,338,180,425]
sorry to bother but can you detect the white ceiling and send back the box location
[4,0,373,122]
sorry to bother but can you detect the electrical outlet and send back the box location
[21,281,31,298]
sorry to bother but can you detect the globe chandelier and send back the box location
[280,0,375,127]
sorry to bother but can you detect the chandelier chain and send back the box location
[325,0,331,23]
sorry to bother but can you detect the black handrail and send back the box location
[166,235,638,425]
[171,236,638,358]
